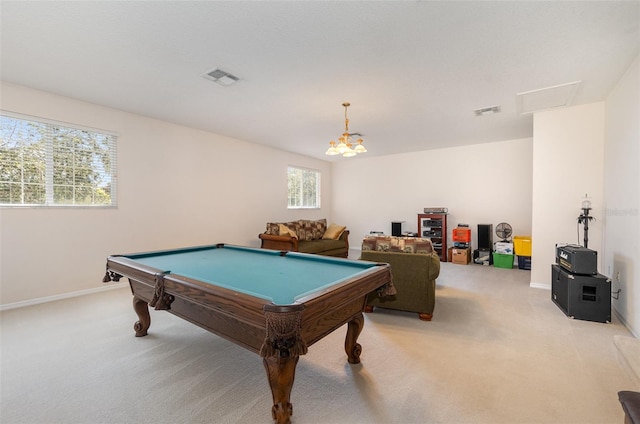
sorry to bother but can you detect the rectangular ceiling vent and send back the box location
[516,81,581,115]
[202,68,239,86]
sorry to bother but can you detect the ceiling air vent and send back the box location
[202,68,239,86]
[474,105,501,116]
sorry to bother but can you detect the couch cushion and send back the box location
[299,219,327,241]
[266,221,300,237]
[265,222,279,235]
[361,237,376,251]
[415,239,433,254]
[378,237,396,251]
[361,235,433,254]
[322,223,346,240]
[298,239,345,254]
[278,224,298,239]
[266,219,328,240]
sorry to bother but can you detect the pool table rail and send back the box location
[106,255,274,352]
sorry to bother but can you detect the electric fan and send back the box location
[495,222,512,242]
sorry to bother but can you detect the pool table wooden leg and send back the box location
[345,312,364,364]
[132,296,150,337]
[263,355,299,424]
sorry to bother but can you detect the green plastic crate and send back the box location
[493,252,514,269]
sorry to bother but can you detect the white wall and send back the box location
[530,103,605,289]
[604,56,639,337]
[3,66,637,338]
[0,82,332,306]
[331,138,533,255]
[531,102,604,288]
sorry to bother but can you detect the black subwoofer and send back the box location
[551,264,611,323]
[391,222,403,237]
[477,224,493,249]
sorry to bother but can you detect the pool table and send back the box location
[103,243,392,424]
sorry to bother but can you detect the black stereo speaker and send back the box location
[477,224,493,249]
[391,222,403,237]
[551,264,611,323]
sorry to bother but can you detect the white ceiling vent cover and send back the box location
[474,105,501,116]
[202,68,239,86]
[516,81,581,115]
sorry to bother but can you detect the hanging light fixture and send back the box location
[325,102,367,157]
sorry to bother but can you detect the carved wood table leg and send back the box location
[345,312,364,364]
[132,296,150,337]
[263,355,299,424]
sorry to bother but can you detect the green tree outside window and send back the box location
[287,166,320,209]
[0,115,117,206]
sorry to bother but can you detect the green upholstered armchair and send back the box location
[360,240,440,321]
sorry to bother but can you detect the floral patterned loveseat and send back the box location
[259,219,349,258]
[360,235,440,321]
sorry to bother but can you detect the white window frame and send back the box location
[287,166,320,209]
[0,111,117,208]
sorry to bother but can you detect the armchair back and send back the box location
[361,235,440,320]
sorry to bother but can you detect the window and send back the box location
[0,113,117,207]
[287,166,320,209]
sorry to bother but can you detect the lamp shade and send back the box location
[325,102,366,157]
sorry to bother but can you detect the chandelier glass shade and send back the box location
[325,102,367,157]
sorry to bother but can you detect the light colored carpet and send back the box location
[614,335,640,388]
[1,262,637,424]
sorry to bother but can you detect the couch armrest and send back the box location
[619,391,640,424]
[339,230,350,251]
[259,233,299,252]
[426,252,441,281]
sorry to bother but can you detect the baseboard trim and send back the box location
[530,282,550,290]
[614,307,640,339]
[614,334,640,390]
[0,281,129,312]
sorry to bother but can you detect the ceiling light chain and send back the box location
[325,102,367,157]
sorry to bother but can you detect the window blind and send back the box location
[0,113,117,207]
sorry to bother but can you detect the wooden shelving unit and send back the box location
[418,213,448,262]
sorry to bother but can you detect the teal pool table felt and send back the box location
[125,245,377,305]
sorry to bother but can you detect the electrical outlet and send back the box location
[616,272,621,282]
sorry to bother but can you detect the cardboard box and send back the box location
[451,247,471,264]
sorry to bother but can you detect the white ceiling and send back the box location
[1,1,638,160]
